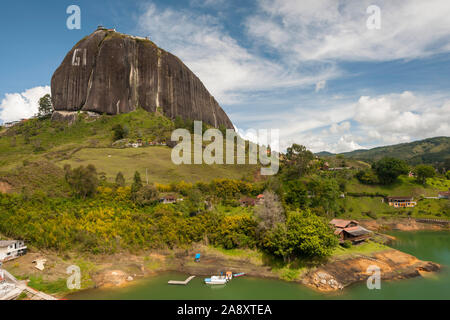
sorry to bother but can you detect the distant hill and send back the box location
[315,151,335,157]
[340,137,450,165]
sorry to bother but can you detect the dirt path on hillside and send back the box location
[0,181,12,193]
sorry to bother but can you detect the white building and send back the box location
[0,241,27,262]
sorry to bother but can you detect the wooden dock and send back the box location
[168,275,195,285]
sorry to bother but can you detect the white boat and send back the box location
[204,276,228,285]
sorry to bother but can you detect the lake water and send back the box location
[68,230,450,300]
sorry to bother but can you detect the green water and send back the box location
[69,231,449,300]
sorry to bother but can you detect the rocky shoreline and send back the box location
[87,246,441,294]
[301,249,440,292]
[3,224,445,297]
[360,218,449,232]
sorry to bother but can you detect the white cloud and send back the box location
[232,91,450,153]
[315,80,326,92]
[137,3,338,104]
[329,121,350,134]
[247,0,450,62]
[353,91,450,144]
[0,86,50,123]
[132,1,450,153]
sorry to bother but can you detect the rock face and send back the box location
[51,28,234,129]
[302,249,440,292]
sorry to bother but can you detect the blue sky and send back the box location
[1,0,450,152]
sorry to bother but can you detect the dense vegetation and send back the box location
[0,179,337,259]
[0,108,449,264]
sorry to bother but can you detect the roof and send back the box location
[387,196,414,201]
[438,191,450,196]
[343,226,372,237]
[257,194,264,199]
[0,240,18,247]
[330,219,358,228]
[240,197,256,204]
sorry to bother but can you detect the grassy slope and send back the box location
[59,147,255,184]
[339,175,450,220]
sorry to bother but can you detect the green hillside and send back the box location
[340,137,450,165]
[337,175,450,220]
[0,109,257,187]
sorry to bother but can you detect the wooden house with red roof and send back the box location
[330,219,372,244]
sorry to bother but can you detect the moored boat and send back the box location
[204,276,228,285]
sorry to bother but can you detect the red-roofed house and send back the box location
[330,219,358,229]
[256,194,265,204]
[330,219,372,244]
[386,196,416,208]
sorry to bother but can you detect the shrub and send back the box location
[131,171,143,195]
[112,124,127,141]
[262,210,338,261]
[115,172,126,187]
[134,184,159,206]
[64,164,98,198]
[365,211,377,219]
[355,169,379,185]
[213,215,257,249]
[414,164,436,184]
[372,157,409,185]
[342,240,352,248]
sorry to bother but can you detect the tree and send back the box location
[65,164,98,198]
[254,190,285,235]
[134,184,159,206]
[131,171,143,195]
[115,172,125,187]
[185,188,206,216]
[112,124,127,141]
[308,178,340,216]
[214,215,257,249]
[37,94,53,118]
[355,169,379,185]
[262,210,338,261]
[414,165,435,184]
[372,157,409,185]
[283,144,314,179]
[283,180,309,209]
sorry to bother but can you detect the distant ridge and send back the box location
[316,137,450,165]
[315,151,335,157]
